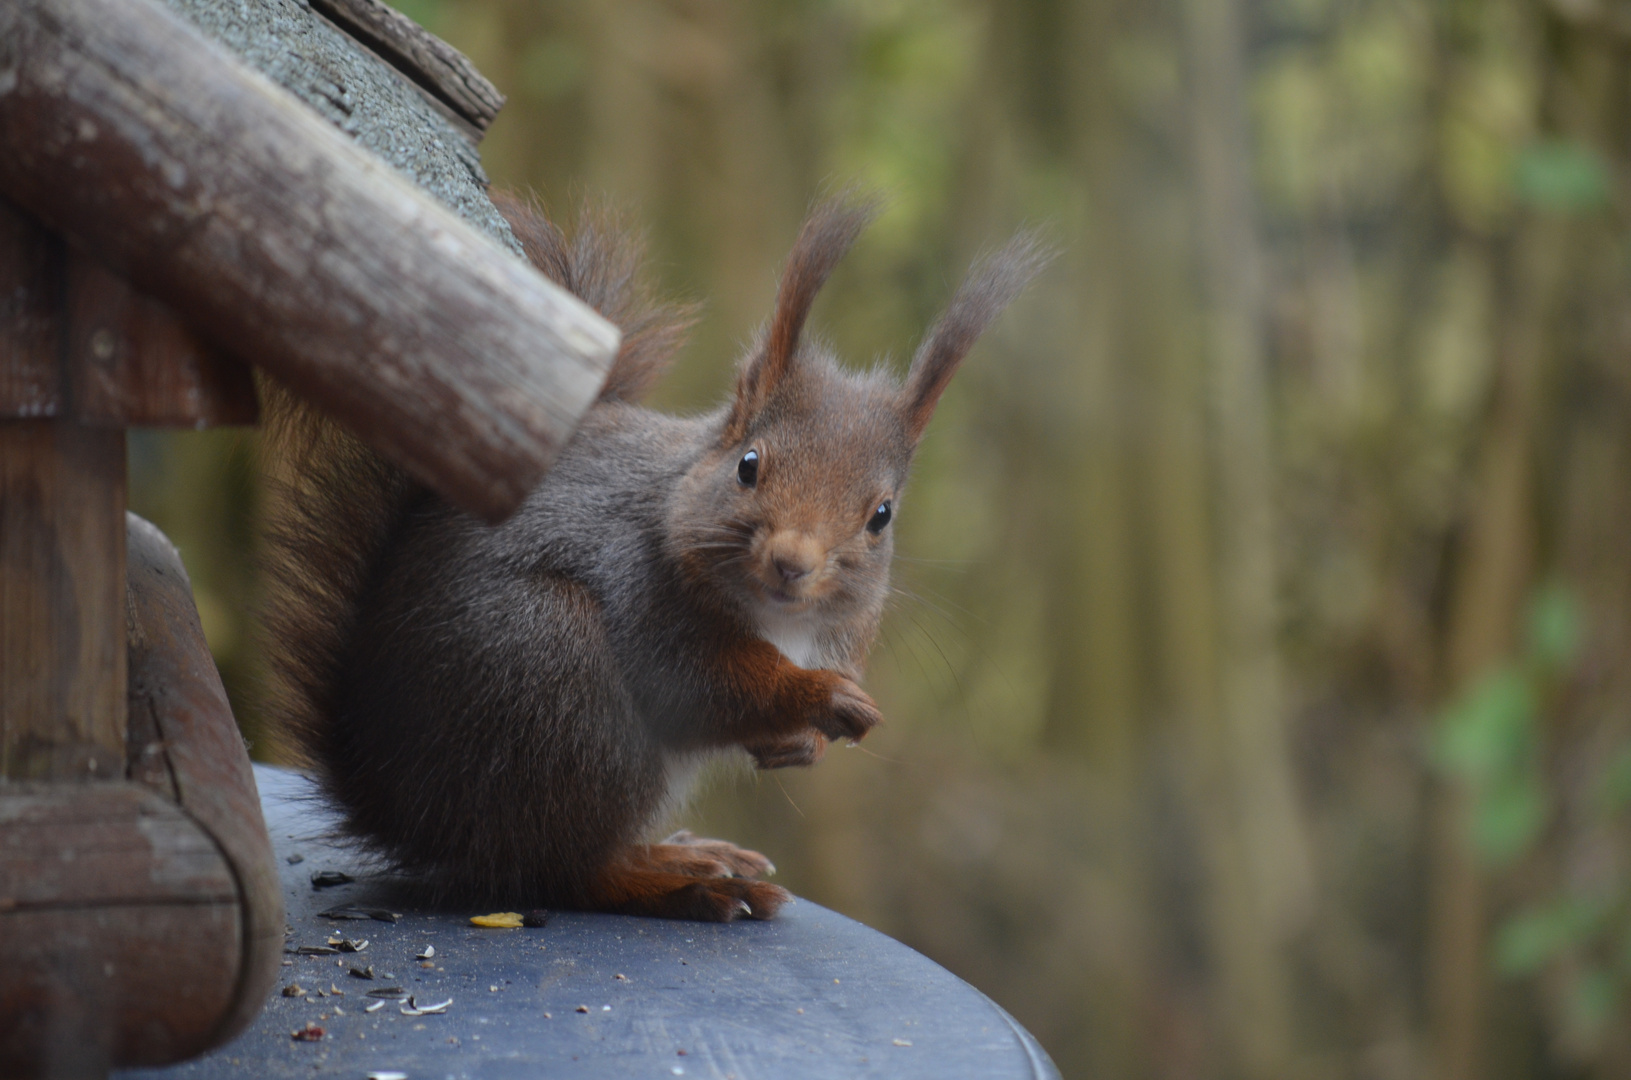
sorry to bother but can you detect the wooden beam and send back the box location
[125,512,284,1047]
[0,420,126,782]
[0,200,63,419]
[66,252,258,428]
[0,783,242,1074]
[308,0,505,135]
[0,0,619,522]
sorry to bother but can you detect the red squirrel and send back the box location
[261,191,1047,921]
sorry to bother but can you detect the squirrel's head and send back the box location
[670,194,1051,629]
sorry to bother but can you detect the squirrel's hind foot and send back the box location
[658,831,777,878]
[589,859,790,921]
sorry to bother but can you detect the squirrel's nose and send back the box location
[766,531,822,585]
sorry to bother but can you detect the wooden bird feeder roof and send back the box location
[0,0,619,522]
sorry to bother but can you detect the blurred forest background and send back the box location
[129,0,1631,1076]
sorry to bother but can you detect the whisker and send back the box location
[850,742,905,765]
[774,774,806,819]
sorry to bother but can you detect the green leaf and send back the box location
[1472,777,1545,864]
[1568,968,1619,1037]
[1513,141,1611,213]
[1527,583,1582,670]
[1434,668,1536,783]
[1494,897,1607,976]
[1597,746,1631,812]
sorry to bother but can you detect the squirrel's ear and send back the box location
[723,193,879,444]
[901,231,1054,444]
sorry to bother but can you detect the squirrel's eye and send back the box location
[867,500,892,534]
[737,449,759,488]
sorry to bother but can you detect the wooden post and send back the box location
[0,421,126,782]
[2,196,128,783]
[0,0,619,523]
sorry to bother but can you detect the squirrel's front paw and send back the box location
[812,677,882,743]
[744,730,828,769]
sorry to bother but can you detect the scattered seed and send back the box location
[469,912,524,929]
[614,974,627,981]
[364,1000,387,1014]
[893,1038,913,1047]
[331,1007,344,1017]
[350,965,375,980]
[328,936,368,952]
[280,984,304,997]
[292,945,339,956]
[319,906,398,923]
[400,996,452,1016]
[575,1006,589,1014]
[365,988,407,999]
[286,853,304,864]
[415,945,435,960]
[329,984,344,996]
[291,1022,324,1042]
[365,1072,407,1080]
[310,870,354,889]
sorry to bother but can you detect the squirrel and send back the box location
[260,190,1048,922]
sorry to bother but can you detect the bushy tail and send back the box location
[260,194,693,766]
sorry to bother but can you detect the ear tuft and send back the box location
[902,231,1055,443]
[724,190,881,443]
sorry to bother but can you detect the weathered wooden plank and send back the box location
[308,0,505,135]
[66,253,259,428]
[0,420,126,781]
[125,512,285,1046]
[0,0,619,522]
[0,784,242,1073]
[0,783,236,909]
[0,199,64,419]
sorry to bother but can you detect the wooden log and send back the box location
[0,420,126,782]
[0,517,288,1074]
[0,0,619,523]
[0,784,243,1074]
[308,0,505,135]
[124,512,284,1047]
[0,199,64,419]
[65,252,258,428]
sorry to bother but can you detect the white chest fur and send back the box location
[755,607,823,669]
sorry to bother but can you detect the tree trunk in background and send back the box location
[1428,19,1613,1077]
[1045,0,1149,1072]
[1178,0,1312,1072]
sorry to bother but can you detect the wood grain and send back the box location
[125,512,285,1047]
[66,252,258,428]
[0,420,126,781]
[0,0,619,522]
[308,0,505,134]
[0,784,242,1074]
[0,199,64,419]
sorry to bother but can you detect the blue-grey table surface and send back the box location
[115,766,1058,1080]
